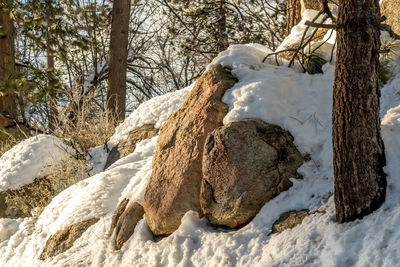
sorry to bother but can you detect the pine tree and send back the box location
[332,0,387,223]
[107,0,131,122]
[0,1,17,121]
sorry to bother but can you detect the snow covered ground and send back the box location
[0,135,74,191]
[1,12,400,267]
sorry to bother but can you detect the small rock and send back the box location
[40,218,99,260]
[113,201,144,250]
[109,198,129,235]
[104,124,158,169]
[271,210,309,234]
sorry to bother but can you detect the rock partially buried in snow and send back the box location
[201,119,304,228]
[40,217,99,260]
[144,65,237,236]
[111,201,144,250]
[104,124,159,170]
[109,198,129,236]
[271,210,309,234]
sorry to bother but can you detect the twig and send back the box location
[311,27,335,55]
[380,24,400,40]
[378,49,390,53]
[304,21,338,29]
[288,11,325,68]
[262,48,297,63]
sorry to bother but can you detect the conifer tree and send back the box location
[107,0,131,122]
[332,0,387,223]
[0,1,17,121]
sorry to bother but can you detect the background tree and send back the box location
[332,0,387,223]
[285,0,301,36]
[1,0,287,135]
[0,1,17,121]
[107,0,131,122]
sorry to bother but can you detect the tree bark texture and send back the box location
[333,0,387,223]
[107,0,131,122]
[0,7,17,120]
[286,0,302,36]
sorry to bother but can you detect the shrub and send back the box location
[4,157,90,217]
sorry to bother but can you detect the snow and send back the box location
[0,218,20,242]
[273,9,336,68]
[109,85,192,147]
[0,135,74,191]
[2,19,400,267]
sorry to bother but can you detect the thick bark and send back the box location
[107,0,131,123]
[286,0,302,36]
[333,0,386,223]
[0,8,17,120]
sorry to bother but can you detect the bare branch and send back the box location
[304,21,338,29]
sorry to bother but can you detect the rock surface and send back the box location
[381,0,400,36]
[300,0,322,15]
[200,119,304,228]
[110,201,144,250]
[104,124,158,169]
[109,198,129,235]
[271,210,309,234]
[144,65,237,236]
[40,218,99,260]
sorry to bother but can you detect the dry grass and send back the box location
[52,96,118,156]
[4,157,90,217]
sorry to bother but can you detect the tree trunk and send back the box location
[107,0,131,123]
[332,0,386,223]
[0,7,17,121]
[47,47,57,133]
[286,0,301,36]
[216,1,228,52]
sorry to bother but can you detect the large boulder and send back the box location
[109,200,144,250]
[381,0,400,36]
[200,119,304,228]
[144,65,237,236]
[104,124,159,169]
[39,218,99,260]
